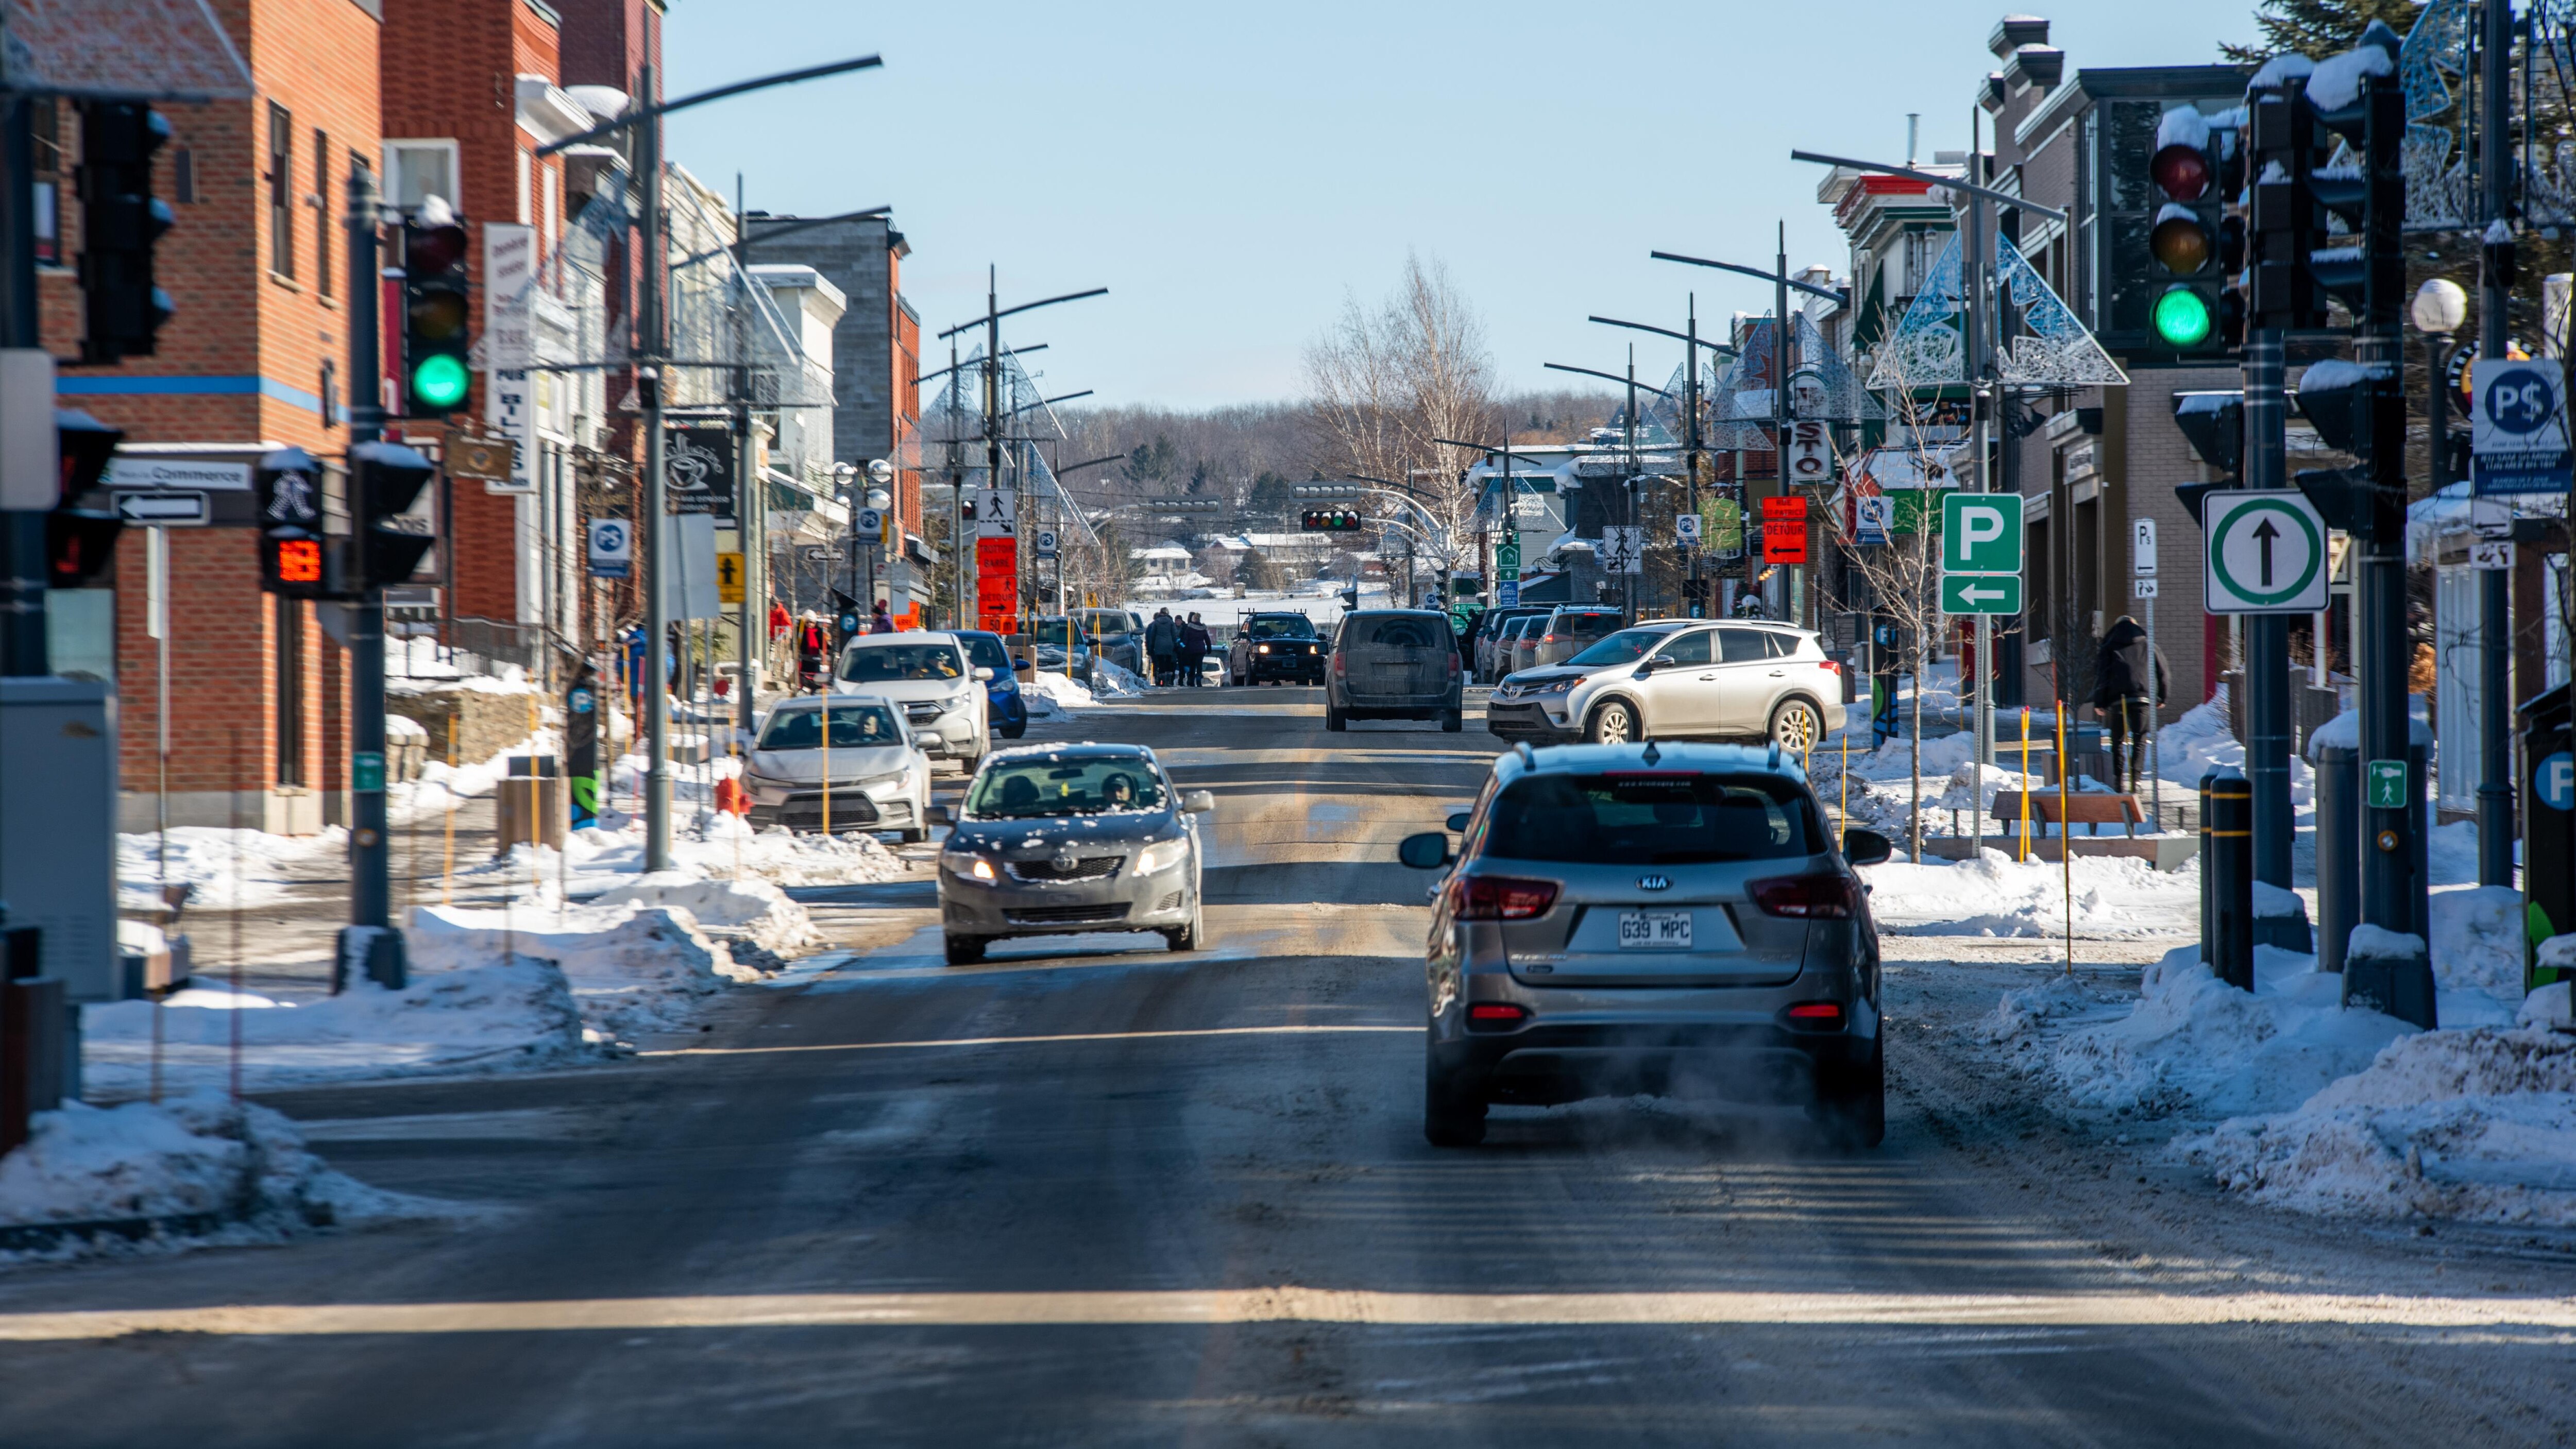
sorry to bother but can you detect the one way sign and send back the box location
[2203,489,2328,614]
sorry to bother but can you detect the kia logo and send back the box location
[1637,874,1671,891]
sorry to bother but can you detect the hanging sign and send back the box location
[665,426,737,521]
[1784,420,1834,486]
[586,517,632,579]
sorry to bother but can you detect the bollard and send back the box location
[2206,766,2254,990]
[2198,770,2217,962]
[2311,727,2360,974]
[2344,925,2436,1028]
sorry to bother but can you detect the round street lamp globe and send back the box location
[410,354,470,410]
[2411,277,2468,335]
[2151,286,2213,349]
[865,487,892,511]
[866,458,895,485]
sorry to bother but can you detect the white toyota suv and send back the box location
[834,632,992,769]
[1485,620,1845,753]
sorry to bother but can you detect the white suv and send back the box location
[834,632,992,768]
[1486,620,1845,752]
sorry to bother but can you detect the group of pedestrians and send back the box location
[1142,606,1213,687]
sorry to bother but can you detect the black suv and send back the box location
[1228,612,1325,685]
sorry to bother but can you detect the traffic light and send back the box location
[2171,389,2242,524]
[1300,508,1362,532]
[400,219,472,416]
[256,446,330,598]
[349,440,437,589]
[2247,72,2328,332]
[2144,104,2239,354]
[75,101,176,364]
[47,409,126,587]
[2291,357,2398,536]
[2301,23,2405,332]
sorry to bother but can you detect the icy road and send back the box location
[1,689,2570,1445]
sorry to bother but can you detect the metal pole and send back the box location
[344,162,394,931]
[735,363,757,740]
[1774,223,1789,627]
[2245,323,2293,886]
[638,63,672,873]
[1964,184,1994,790]
[1686,294,1702,616]
[984,268,1002,634]
[2476,0,2517,888]
[1,95,46,677]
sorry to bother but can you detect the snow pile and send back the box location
[1845,727,1979,783]
[517,815,906,890]
[2181,1026,2576,1224]
[1092,659,1151,697]
[80,957,588,1097]
[410,901,754,1038]
[589,872,822,958]
[1931,761,2048,815]
[1979,973,2103,1043]
[1025,670,1095,716]
[2154,696,2239,785]
[2014,945,2415,1118]
[116,826,341,913]
[0,1090,423,1244]
[1861,849,2199,939]
[400,729,558,821]
[2428,885,2527,1024]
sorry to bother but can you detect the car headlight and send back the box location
[945,849,998,883]
[857,770,909,793]
[1257,643,1270,654]
[1133,837,1190,875]
[1532,676,1579,696]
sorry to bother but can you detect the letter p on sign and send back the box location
[1939,492,2024,576]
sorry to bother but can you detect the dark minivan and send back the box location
[1327,609,1464,733]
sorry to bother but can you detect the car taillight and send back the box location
[1447,653,1461,677]
[1747,873,1858,919]
[1332,652,1346,675]
[1543,633,1558,643]
[1467,1002,1529,1026]
[1783,1001,1844,1027]
[1449,874,1559,920]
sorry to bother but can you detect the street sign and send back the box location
[1600,525,1644,574]
[1784,420,1833,487]
[1761,519,1808,565]
[856,506,883,536]
[2203,489,2328,613]
[2471,539,2513,570]
[1939,492,2023,574]
[2536,750,2576,812]
[1496,578,1520,607]
[1940,574,2022,614]
[2366,758,2410,810]
[716,550,744,605]
[587,517,632,579]
[1854,496,1892,545]
[1034,528,1058,558]
[1494,534,1522,575]
[116,491,207,526]
[2471,357,2571,495]
[2133,517,2158,576]
[1674,513,1701,544]
[1761,495,1807,522]
[2133,577,2161,599]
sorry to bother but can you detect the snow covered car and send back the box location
[740,694,933,841]
[955,628,1029,739]
[1398,740,1890,1147]
[835,631,992,768]
[1486,620,1845,753]
[929,743,1215,965]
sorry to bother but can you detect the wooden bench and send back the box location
[1991,791,2150,839]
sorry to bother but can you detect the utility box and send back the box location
[0,677,117,1004]
[2519,682,2573,993]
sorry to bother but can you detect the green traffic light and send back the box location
[2151,286,2213,348]
[410,354,470,410]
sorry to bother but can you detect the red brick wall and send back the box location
[553,0,660,95]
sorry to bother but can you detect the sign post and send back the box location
[2134,517,2161,822]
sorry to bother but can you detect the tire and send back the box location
[1163,899,1204,952]
[1769,697,1824,755]
[1813,1040,1886,1149]
[1586,698,1637,746]
[1325,701,1347,732]
[1423,1052,1487,1147]
[1440,708,1463,733]
[900,826,926,845]
[999,724,1026,740]
[943,933,987,966]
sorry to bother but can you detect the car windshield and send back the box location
[1483,772,1820,864]
[1078,612,1133,641]
[1566,627,1679,667]
[759,703,902,750]
[842,642,965,682]
[1029,619,1087,648]
[959,635,1013,674]
[1246,616,1316,640]
[968,757,1167,818]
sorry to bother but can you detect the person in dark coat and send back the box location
[1144,608,1179,687]
[2093,615,2170,791]
[1178,612,1212,687]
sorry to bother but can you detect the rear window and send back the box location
[959,635,1013,673]
[1558,611,1622,636]
[1078,611,1133,641]
[1354,616,1449,649]
[1246,616,1316,640]
[1482,772,1821,865]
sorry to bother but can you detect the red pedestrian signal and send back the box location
[275,537,324,585]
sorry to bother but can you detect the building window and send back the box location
[314,129,333,297]
[268,102,294,279]
[516,146,532,225]
[384,139,459,217]
[173,147,195,204]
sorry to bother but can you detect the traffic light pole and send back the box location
[639,63,672,874]
[2244,327,2294,887]
[2476,0,2516,889]
[344,165,394,934]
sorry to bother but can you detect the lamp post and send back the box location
[1593,311,1737,616]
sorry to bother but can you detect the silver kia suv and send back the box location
[1398,740,1890,1147]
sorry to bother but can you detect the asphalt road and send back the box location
[3,688,2570,1446]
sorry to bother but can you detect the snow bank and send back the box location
[2428,885,2526,1024]
[1025,670,1095,716]
[116,826,342,913]
[0,1090,425,1247]
[515,815,905,891]
[1862,849,2199,940]
[80,957,587,1097]
[2181,1027,2576,1224]
[588,873,822,957]
[1846,728,1979,783]
[1093,659,1150,697]
[1931,761,2048,814]
[410,901,752,1038]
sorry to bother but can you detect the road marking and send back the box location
[2,1288,2570,1340]
[640,1024,1417,1059]
[293,1109,586,1143]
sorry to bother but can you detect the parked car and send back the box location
[1472,606,1550,683]
[1502,614,1547,679]
[1397,740,1890,1147]
[1028,616,1103,691]
[954,629,1028,740]
[835,631,991,769]
[1531,606,1628,668]
[1486,620,1845,751]
[1073,608,1146,676]
[930,742,1216,964]
[1326,609,1464,733]
[739,694,933,841]
[1229,611,1326,685]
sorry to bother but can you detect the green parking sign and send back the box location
[1940,573,2022,615]
[1941,493,2024,574]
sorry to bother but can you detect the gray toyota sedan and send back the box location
[932,743,1215,965]
[1399,740,1890,1148]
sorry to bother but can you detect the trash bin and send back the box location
[2519,681,2574,994]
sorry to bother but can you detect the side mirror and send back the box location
[972,667,994,681]
[1841,827,1892,867]
[1398,831,1454,870]
[926,804,954,828]
[1445,810,1471,832]
[1182,789,1217,815]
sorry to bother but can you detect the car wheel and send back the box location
[1440,708,1463,733]
[1423,1050,1487,1147]
[1325,701,1347,732]
[1812,1039,1886,1149]
[1163,899,1204,952]
[1586,698,1637,746]
[1769,697,1824,755]
[900,826,926,845]
[1000,723,1026,740]
[944,933,987,966]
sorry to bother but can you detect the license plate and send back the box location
[1618,910,1692,949]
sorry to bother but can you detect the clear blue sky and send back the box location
[664,1,2264,411]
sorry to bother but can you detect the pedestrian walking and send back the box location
[1145,607,1179,687]
[797,615,832,693]
[870,598,894,634]
[2092,614,2169,792]
[1179,612,1212,688]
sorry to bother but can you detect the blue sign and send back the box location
[2536,750,2575,812]
[2471,358,2571,495]
[587,518,633,578]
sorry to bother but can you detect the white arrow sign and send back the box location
[2203,489,2328,614]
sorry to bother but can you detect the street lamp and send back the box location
[2412,279,2466,490]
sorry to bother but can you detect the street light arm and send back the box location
[1648,252,1848,305]
[937,287,1111,341]
[1588,316,1736,354]
[1006,388,1094,418]
[919,345,1044,387]
[1343,473,1435,500]
[1786,149,2068,224]
[1056,454,1126,476]
[1543,362,1677,399]
[536,55,886,156]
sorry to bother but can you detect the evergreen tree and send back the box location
[2222,0,2417,62]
